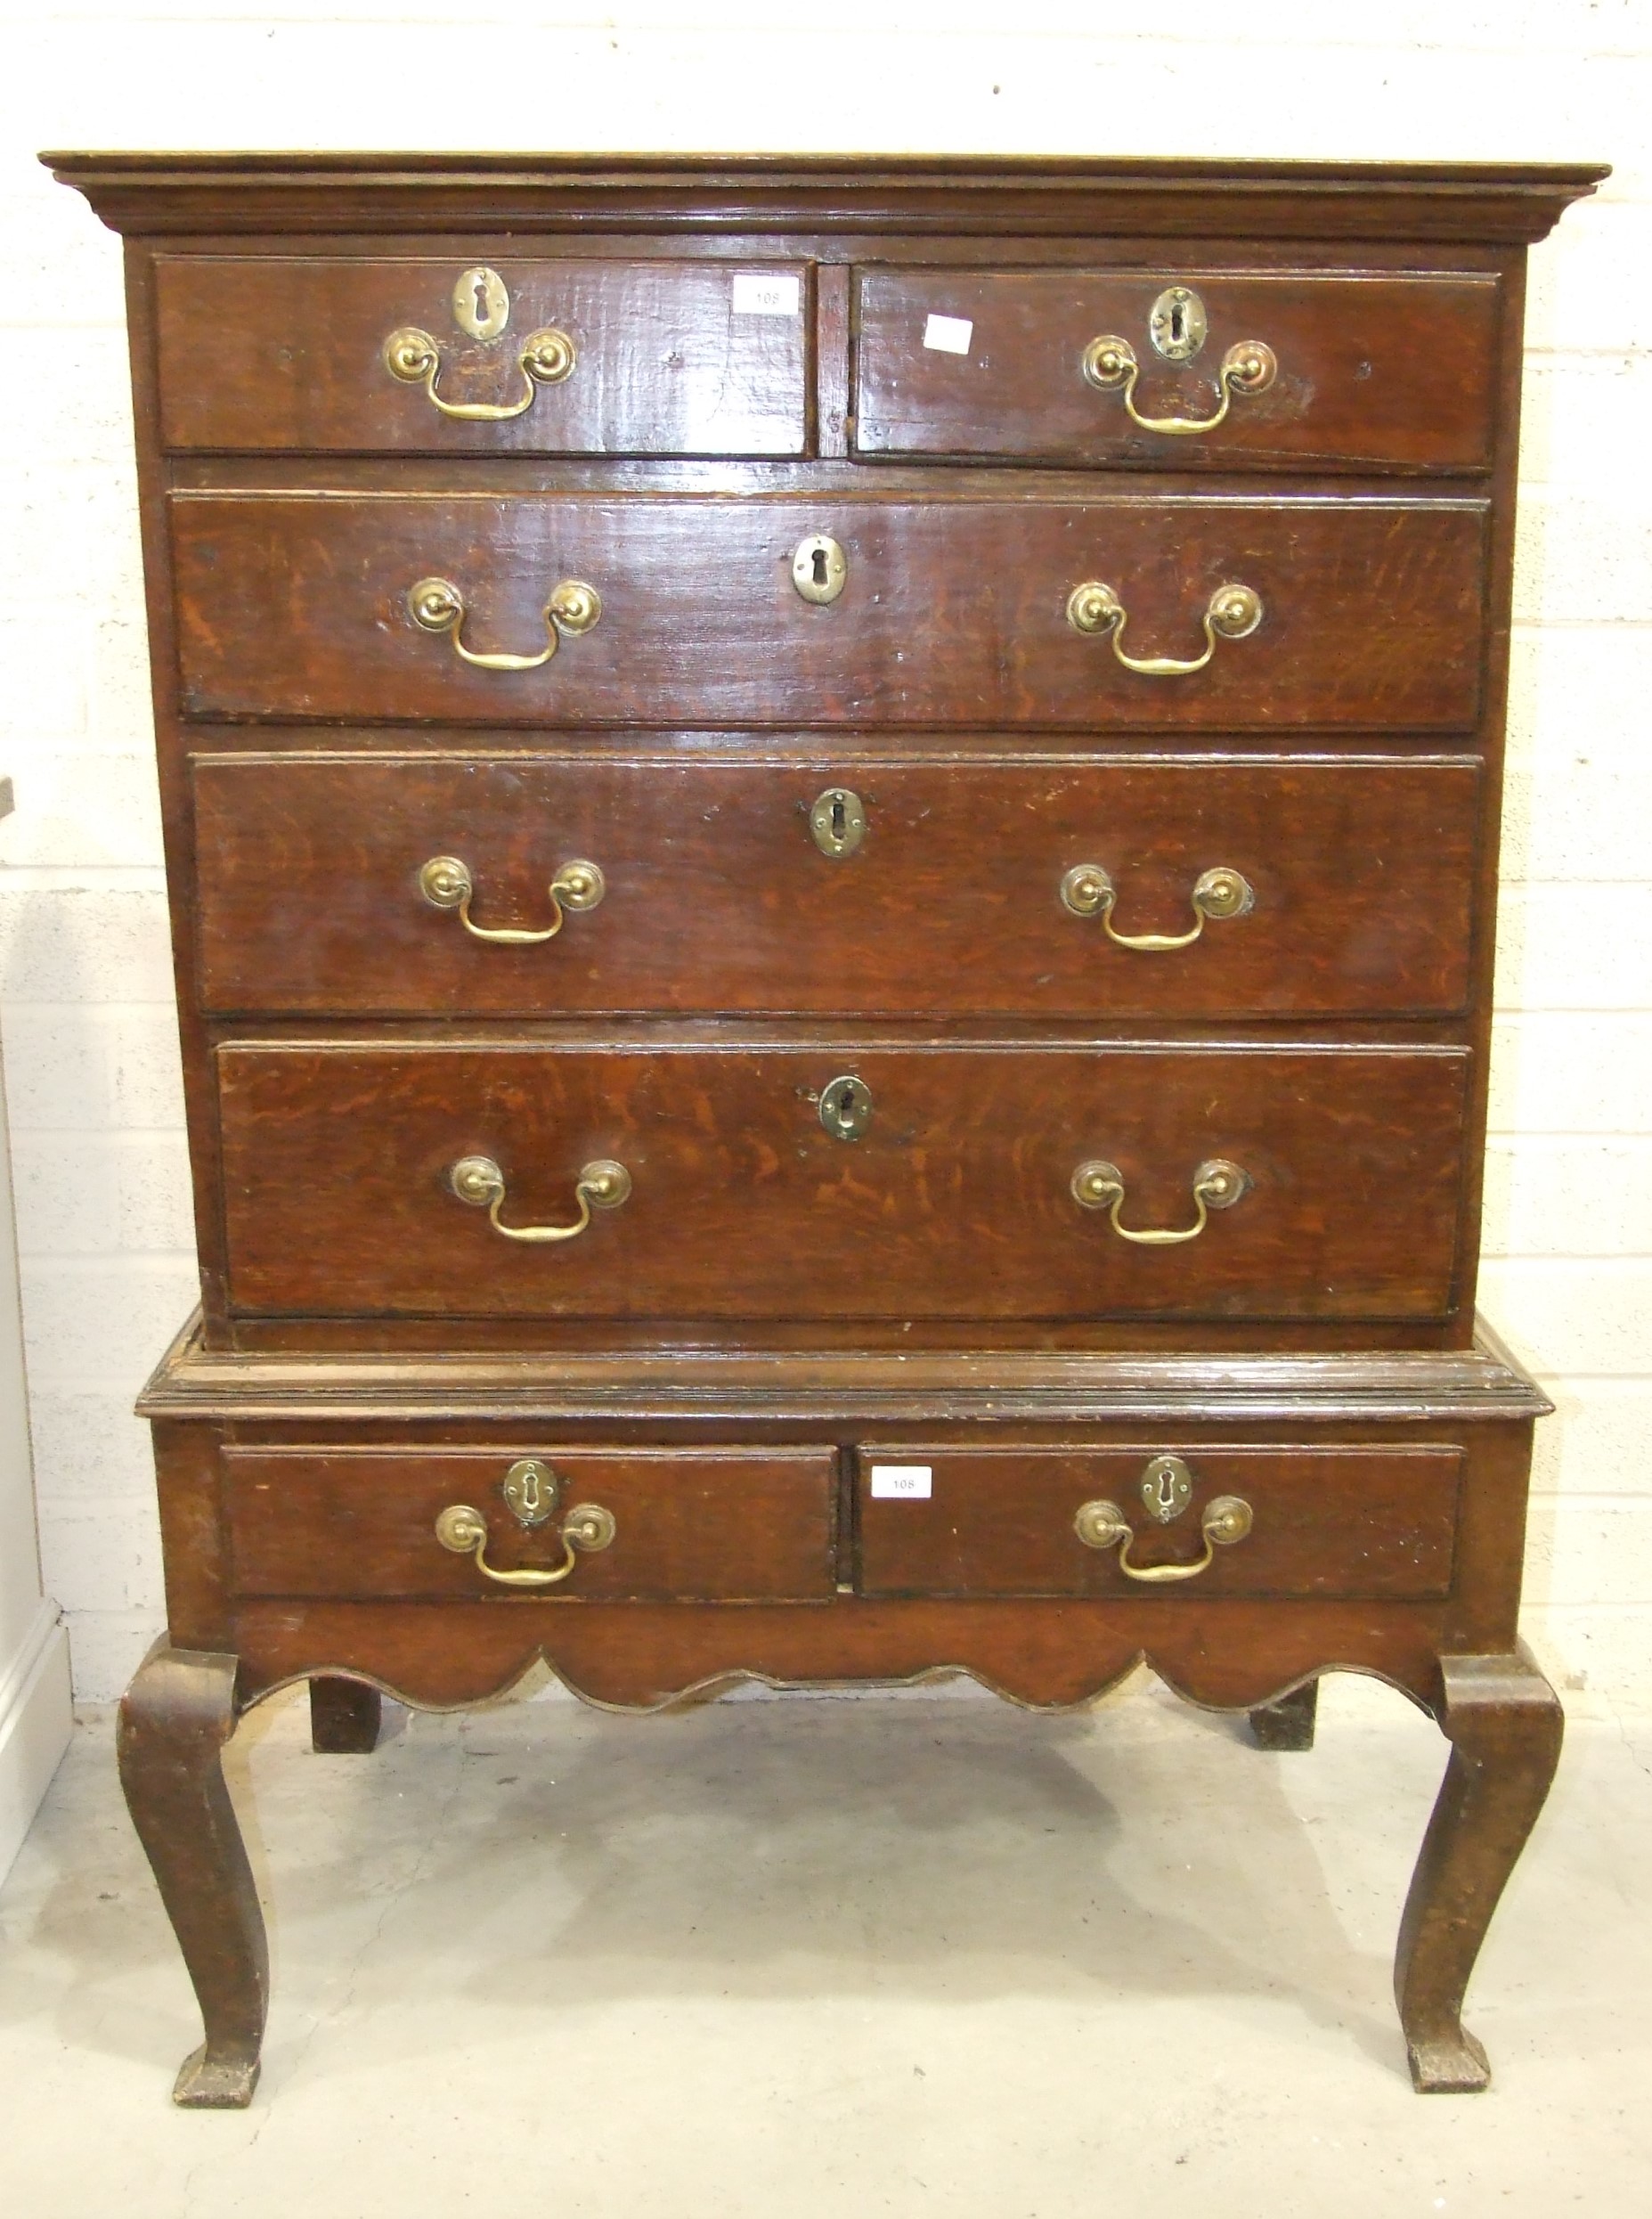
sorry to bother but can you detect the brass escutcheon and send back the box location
[453,265,510,342]
[501,1456,560,1529]
[1149,285,1208,362]
[809,787,867,857]
[1139,1453,1194,1525]
[793,533,848,605]
[818,1074,873,1141]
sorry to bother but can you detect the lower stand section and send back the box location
[125,1320,1558,2102]
[1395,1647,1564,2093]
[117,1640,268,2108]
[117,1638,1561,2107]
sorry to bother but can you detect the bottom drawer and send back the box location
[855,1444,1462,1601]
[226,1445,837,1603]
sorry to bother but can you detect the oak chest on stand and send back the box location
[48,150,1604,2105]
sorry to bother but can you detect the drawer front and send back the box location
[171,494,1488,730]
[855,1443,1463,1600]
[216,1043,1469,1321]
[225,1444,836,1601]
[854,269,1500,471]
[194,753,1480,1020]
[156,257,809,455]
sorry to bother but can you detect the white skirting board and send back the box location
[0,1598,73,1885]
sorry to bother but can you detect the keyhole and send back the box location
[831,795,846,841]
[812,546,830,588]
[474,276,492,328]
[1169,300,1185,346]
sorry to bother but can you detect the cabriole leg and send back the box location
[1249,1679,1320,1750]
[309,1676,383,1753]
[117,1639,269,2108]
[1394,1647,1563,2093]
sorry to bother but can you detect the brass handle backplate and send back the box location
[419,855,605,944]
[1080,330,1277,436]
[1074,1489,1254,1582]
[1061,863,1253,950]
[449,1154,631,1243]
[435,1497,616,1589]
[408,575,601,672]
[1067,580,1262,676]
[1071,1156,1250,1245]
[384,322,575,420]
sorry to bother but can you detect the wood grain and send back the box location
[169,492,1489,730]
[215,1041,1470,1322]
[855,1443,1463,1599]
[157,257,809,455]
[226,1444,836,1601]
[191,752,1482,1020]
[854,269,1501,472]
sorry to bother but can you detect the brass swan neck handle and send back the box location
[1060,863,1253,950]
[449,1154,631,1243]
[419,856,605,945]
[383,323,575,420]
[1070,1156,1250,1245]
[1074,1493,1254,1582]
[1067,580,1263,677]
[434,1500,616,1588]
[407,575,601,673]
[1080,333,1277,436]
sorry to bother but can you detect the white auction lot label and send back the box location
[923,312,972,355]
[732,272,801,316]
[869,1464,933,1499]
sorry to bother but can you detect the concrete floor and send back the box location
[1,1672,1648,2217]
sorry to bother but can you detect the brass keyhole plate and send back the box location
[818,1073,873,1141]
[1150,285,1207,361]
[793,533,848,605]
[1140,1453,1194,1525]
[501,1456,560,1529]
[454,265,510,342]
[810,787,867,858]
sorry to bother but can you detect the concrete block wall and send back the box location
[0,2,1647,1699]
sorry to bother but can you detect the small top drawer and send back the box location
[155,256,810,455]
[853,268,1501,472]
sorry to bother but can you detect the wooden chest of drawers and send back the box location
[50,150,1604,2107]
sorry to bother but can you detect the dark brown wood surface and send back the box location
[215,1041,1469,1321]
[227,1444,836,1601]
[118,1642,266,2108]
[854,269,1501,471]
[57,151,1594,2103]
[1395,1648,1564,2091]
[1249,1678,1320,1749]
[191,752,1482,1019]
[169,493,1489,730]
[157,257,810,455]
[307,1675,382,1751]
[46,152,1608,246]
[855,1443,1462,1599]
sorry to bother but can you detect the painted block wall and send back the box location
[0,2,1647,1700]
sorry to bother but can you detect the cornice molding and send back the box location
[44,151,1608,245]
